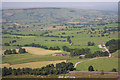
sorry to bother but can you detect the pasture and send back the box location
[2,53,69,65]
[2,7,119,77]
[75,57,118,72]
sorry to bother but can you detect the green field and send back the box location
[2,53,69,65]
[75,57,118,72]
[2,7,119,78]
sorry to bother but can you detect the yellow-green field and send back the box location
[75,57,118,72]
[22,47,62,55]
[2,60,66,69]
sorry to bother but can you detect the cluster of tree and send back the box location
[4,43,10,46]
[44,35,59,38]
[2,36,20,39]
[2,62,75,76]
[10,40,17,43]
[91,28,95,31]
[24,43,60,50]
[2,32,38,36]
[4,40,17,46]
[77,32,83,34]
[70,48,91,56]
[88,41,95,46]
[62,46,71,52]
[105,39,120,53]
[40,32,49,36]
[85,51,109,58]
[44,35,70,39]
[4,48,26,55]
[53,26,56,28]
[62,46,109,58]
[67,36,72,44]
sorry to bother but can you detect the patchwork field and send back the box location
[2,7,119,78]
[2,53,69,65]
[22,47,62,55]
[2,60,66,69]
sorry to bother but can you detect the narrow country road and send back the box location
[74,57,107,68]
[69,71,118,74]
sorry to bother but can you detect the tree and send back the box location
[88,42,95,46]
[12,49,17,54]
[88,65,94,71]
[18,48,26,53]
[79,56,82,59]
[4,43,10,46]
[112,68,117,72]
[53,26,56,28]
[105,39,120,53]
[11,40,16,43]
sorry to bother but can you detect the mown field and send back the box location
[2,60,66,69]
[22,47,62,55]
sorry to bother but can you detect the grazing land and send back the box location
[2,53,69,65]
[2,7,119,78]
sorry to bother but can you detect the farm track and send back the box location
[69,71,118,74]
[74,57,108,68]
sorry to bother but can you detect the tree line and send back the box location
[4,48,26,55]
[2,62,75,76]
[62,46,109,58]
[105,39,120,53]
[24,43,60,50]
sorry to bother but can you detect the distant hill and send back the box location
[2,8,117,29]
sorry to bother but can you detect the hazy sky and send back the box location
[2,2,118,12]
[1,0,119,2]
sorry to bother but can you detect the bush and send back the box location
[79,56,83,59]
[4,43,10,46]
[88,65,94,71]
[112,68,117,72]
[18,48,26,53]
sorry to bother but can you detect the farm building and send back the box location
[52,53,63,56]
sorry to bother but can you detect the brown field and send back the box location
[22,47,62,55]
[2,60,66,69]
[5,13,14,16]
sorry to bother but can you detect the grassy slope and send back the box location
[75,57,118,72]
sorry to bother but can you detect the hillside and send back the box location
[2,8,117,29]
